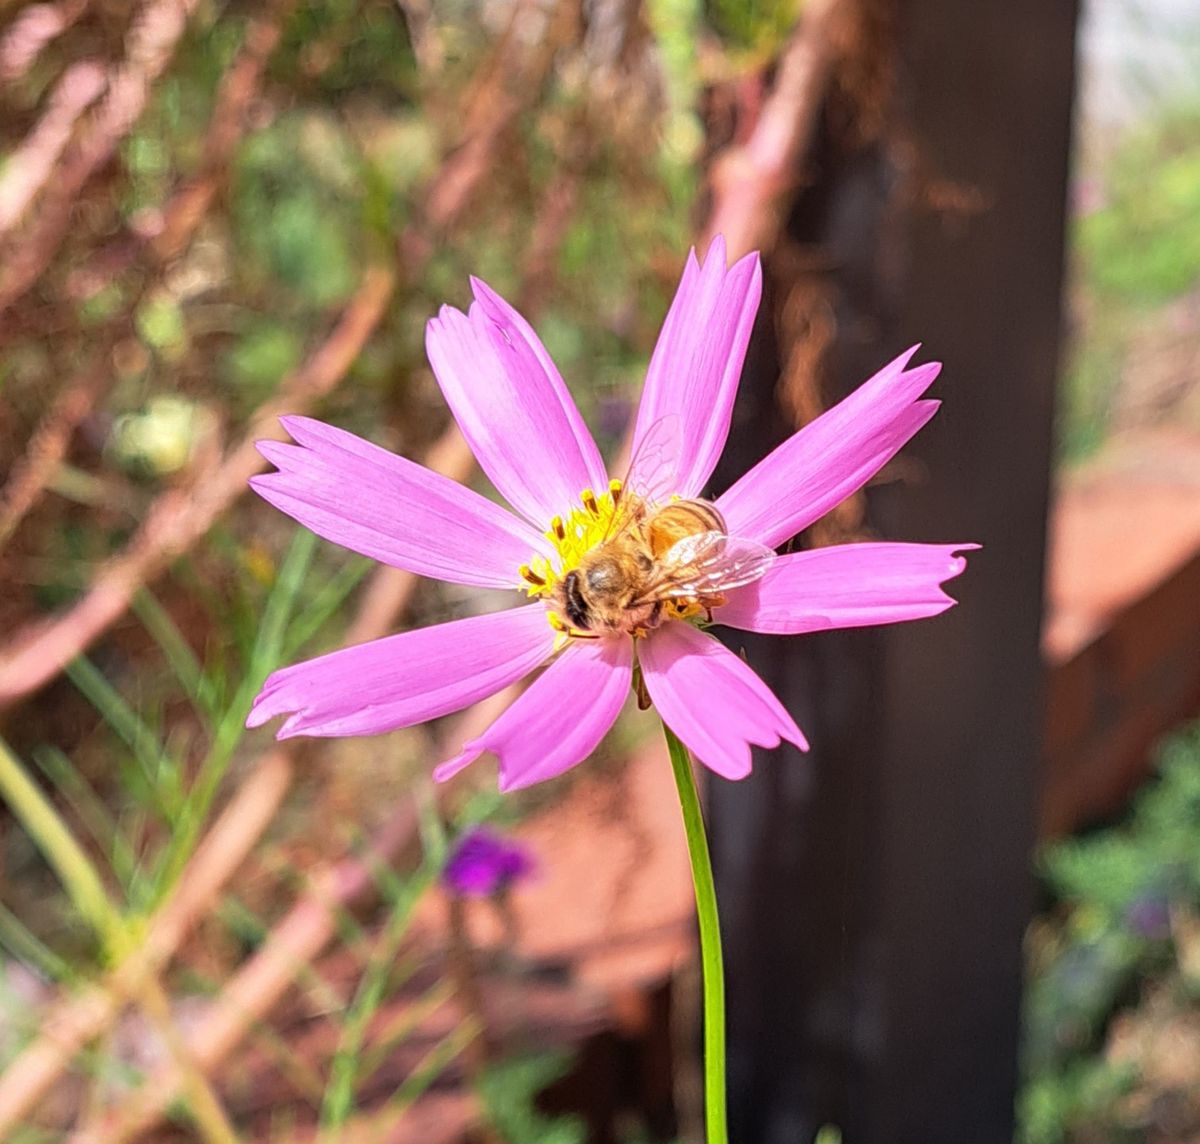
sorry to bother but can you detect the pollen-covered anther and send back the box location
[665,598,706,623]
[551,515,566,541]
[609,478,623,505]
[581,488,599,516]
[519,564,546,587]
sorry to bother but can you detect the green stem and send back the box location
[663,721,727,1144]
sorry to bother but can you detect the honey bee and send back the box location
[550,419,776,638]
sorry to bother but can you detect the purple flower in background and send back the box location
[443,827,535,898]
[247,237,977,789]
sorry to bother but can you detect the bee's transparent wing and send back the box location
[644,531,777,600]
[623,415,683,508]
[598,415,683,544]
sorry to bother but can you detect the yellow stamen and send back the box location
[519,483,713,643]
[519,484,631,600]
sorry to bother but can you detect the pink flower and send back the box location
[247,238,976,790]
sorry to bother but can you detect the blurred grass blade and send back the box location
[30,745,138,890]
[132,588,219,720]
[320,849,441,1127]
[321,794,499,1122]
[0,737,123,951]
[385,1019,482,1116]
[283,555,372,658]
[153,529,320,897]
[250,528,321,684]
[216,894,348,1014]
[64,656,181,819]
[0,899,74,983]
[360,977,454,1080]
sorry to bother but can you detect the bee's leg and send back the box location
[547,612,601,641]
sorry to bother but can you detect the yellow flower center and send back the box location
[517,479,627,601]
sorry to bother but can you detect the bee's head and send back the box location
[560,570,592,630]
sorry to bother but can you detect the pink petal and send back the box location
[716,543,979,634]
[425,280,607,527]
[247,605,555,739]
[639,622,807,780]
[251,417,547,589]
[631,236,763,497]
[717,349,941,548]
[435,636,632,791]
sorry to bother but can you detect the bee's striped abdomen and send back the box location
[644,499,727,559]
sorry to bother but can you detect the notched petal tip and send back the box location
[274,719,305,741]
[497,767,537,794]
[641,624,806,780]
[432,640,631,793]
[252,438,296,470]
[434,749,480,784]
[938,542,981,584]
[252,438,283,468]
[276,413,310,437]
[908,360,942,386]
[467,275,506,314]
[936,542,982,606]
[244,705,270,730]
[701,232,728,267]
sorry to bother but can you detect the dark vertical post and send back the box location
[708,3,1078,1141]
[869,2,1079,1139]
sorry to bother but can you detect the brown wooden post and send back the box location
[708,2,1078,1140]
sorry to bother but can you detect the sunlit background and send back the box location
[0,0,1198,1140]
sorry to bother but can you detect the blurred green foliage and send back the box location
[1061,109,1200,460]
[1019,722,1200,1143]
[232,114,362,305]
[477,1053,586,1144]
[708,0,800,56]
[1078,114,1200,306]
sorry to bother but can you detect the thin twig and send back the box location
[133,975,243,1144]
[0,748,293,1139]
[69,690,518,1144]
[0,0,295,550]
[0,0,566,702]
[704,0,848,259]
[0,265,395,709]
[0,0,91,82]
[0,7,583,1136]
[0,59,107,235]
[0,391,492,1134]
[0,352,115,551]
[0,0,203,316]
[397,0,573,269]
[152,0,296,263]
